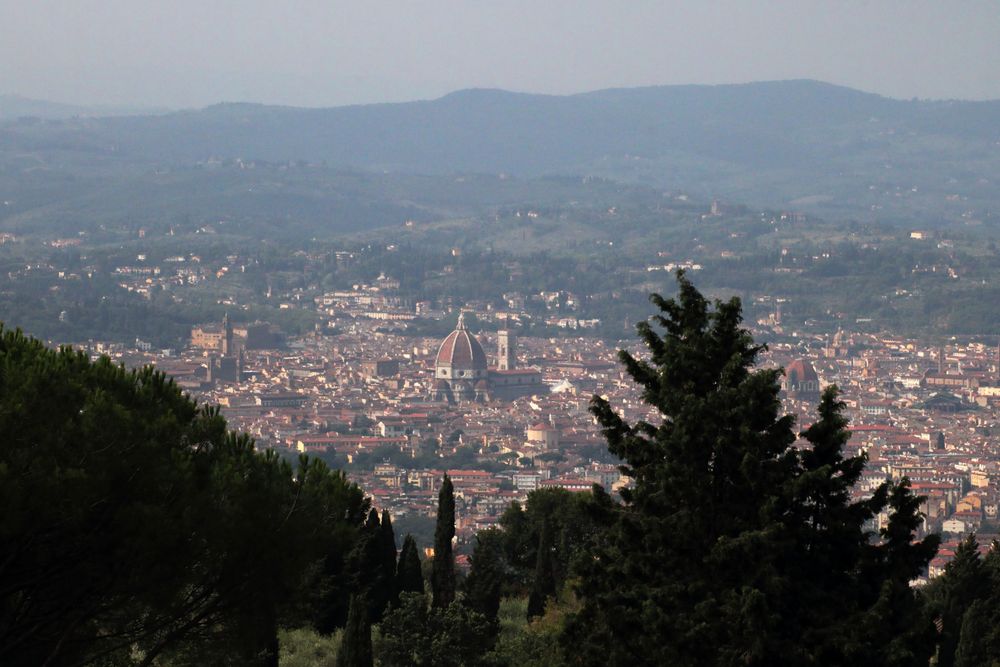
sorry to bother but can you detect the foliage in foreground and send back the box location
[0,327,367,666]
[277,627,341,667]
[923,534,1000,667]
[562,272,940,667]
[17,273,1000,666]
[376,592,496,667]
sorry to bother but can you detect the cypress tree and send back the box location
[432,474,456,608]
[464,528,506,621]
[358,508,400,622]
[527,520,556,620]
[379,509,399,608]
[396,534,425,596]
[338,594,373,667]
[344,508,387,623]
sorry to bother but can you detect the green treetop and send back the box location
[432,475,456,608]
[396,534,425,597]
[338,594,373,667]
[0,327,369,667]
[562,272,938,667]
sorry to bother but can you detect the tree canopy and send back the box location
[0,327,367,666]
[562,272,939,667]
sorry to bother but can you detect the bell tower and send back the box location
[221,312,233,356]
[497,329,516,371]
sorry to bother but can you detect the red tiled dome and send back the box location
[785,359,819,390]
[435,313,487,370]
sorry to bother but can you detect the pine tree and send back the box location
[953,599,993,667]
[0,328,370,665]
[432,475,456,608]
[396,534,425,596]
[562,273,939,667]
[338,594,373,667]
[774,387,886,662]
[527,520,557,620]
[564,274,801,666]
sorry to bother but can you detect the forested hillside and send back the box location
[2,80,999,226]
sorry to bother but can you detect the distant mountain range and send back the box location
[0,94,168,121]
[1,80,999,227]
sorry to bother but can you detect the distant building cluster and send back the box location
[66,271,1000,582]
[430,313,543,403]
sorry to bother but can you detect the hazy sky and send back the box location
[2,0,999,109]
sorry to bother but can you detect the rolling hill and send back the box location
[1,80,998,232]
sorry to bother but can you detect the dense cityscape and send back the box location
[43,241,1000,576]
[5,4,1000,664]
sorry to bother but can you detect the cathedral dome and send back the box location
[435,313,487,371]
[785,359,820,398]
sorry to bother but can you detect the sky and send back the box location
[2,0,999,109]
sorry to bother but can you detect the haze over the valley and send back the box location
[2,0,999,109]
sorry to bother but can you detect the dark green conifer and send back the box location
[379,509,399,607]
[953,540,1000,666]
[0,327,369,664]
[396,534,425,596]
[527,520,556,620]
[561,273,939,667]
[338,594,373,667]
[851,479,940,666]
[377,592,496,666]
[432,475,456,608]
[464,528,506,621]
[344,508,390,623]
[932,534,987,667]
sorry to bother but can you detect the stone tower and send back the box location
[222,312,233,356]
[497,329,516,371]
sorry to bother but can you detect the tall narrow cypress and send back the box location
[396,534,425,596]
[379,509,399,609]
[464,528,505,621]
[432,474,456,608]
[527,520,556,620]
[338,594,373,667]
[344,508,385,623]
